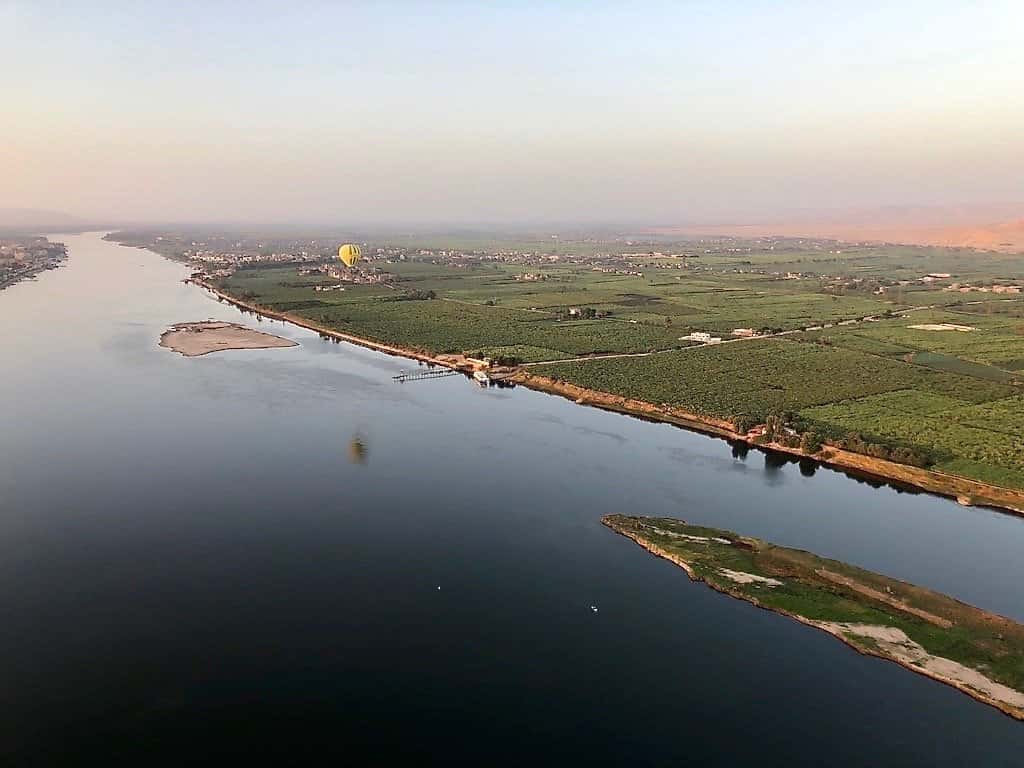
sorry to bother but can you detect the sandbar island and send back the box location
[159,321,298,357]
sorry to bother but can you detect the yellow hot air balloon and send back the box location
[338,243,362,268]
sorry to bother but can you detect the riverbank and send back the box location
[603,514,1024,720]
[192,277,1024,516]
[192,279,477,372]
[0,247,67,290]
[513,371,1024,516]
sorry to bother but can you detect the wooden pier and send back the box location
[393,368,460,383]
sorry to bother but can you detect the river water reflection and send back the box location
[1,233,1021,763]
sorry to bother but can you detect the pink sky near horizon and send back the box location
[4,1,1023,225]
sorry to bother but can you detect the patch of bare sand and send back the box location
[718,569,782,587]
[821,622,1024,710]
[160,321,298,357]
[639,524,732,545]
[908,323,975,332]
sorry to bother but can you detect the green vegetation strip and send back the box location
[604,515,1024,719]
[540,338,1024,488]
[214,255,1024,491]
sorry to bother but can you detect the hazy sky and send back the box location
[4,1,1022,225]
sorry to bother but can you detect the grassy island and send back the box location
[603,514,1024,720]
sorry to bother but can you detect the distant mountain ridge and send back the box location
[0,208,83,229]
[649,203,1024,253]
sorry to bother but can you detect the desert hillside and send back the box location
[652,204,1024,252]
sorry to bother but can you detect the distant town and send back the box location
[0,237,67,290]
[108,230,1023,316]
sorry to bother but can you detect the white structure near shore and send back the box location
[680,331,722,344]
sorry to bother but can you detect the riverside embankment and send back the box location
[515,371,1024,517]
[197,277,1024,517]
[192,279,475,372]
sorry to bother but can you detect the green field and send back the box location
[540,338,1024,487]
[803,394,1024,487]
[222,267,688,360]
[812,309,1024,372]
[209,235,1024,489]
[541,337,1013,410]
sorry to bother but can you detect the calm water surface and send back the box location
[2,233,1023,763]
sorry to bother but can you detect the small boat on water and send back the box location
[473,370,490,385]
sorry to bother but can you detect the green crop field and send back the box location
[810,308,1024,378]
[538,338,1024,487]
[210,234,1024,489]
[223,268,689,360]
[305,300,687,358]
[538,338,1014,414]
[802,392,1024,488]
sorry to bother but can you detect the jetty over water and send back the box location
[393,368,460,383]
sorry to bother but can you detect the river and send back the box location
[1,232,1022,763]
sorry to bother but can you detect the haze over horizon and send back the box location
[5,1,1022,225]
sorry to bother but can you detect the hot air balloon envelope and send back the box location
[338,243,362,268]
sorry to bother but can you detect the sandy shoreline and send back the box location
[605,518,1024,721]
[191,278,1024,516]
[159,321,298,357]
